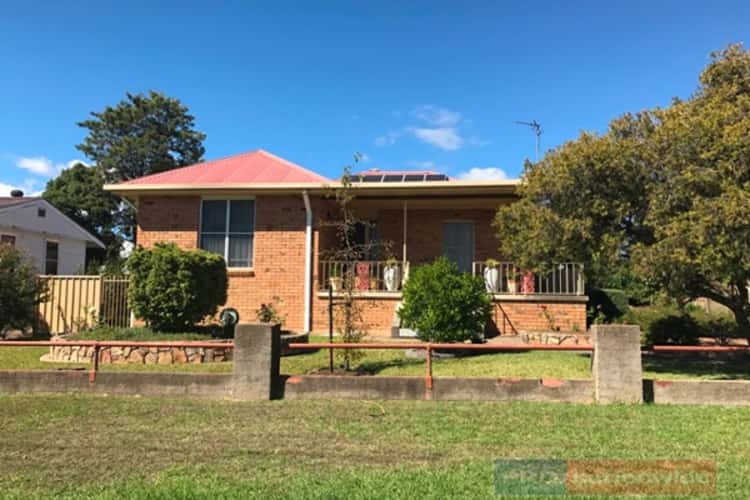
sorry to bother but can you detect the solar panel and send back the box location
[353,172,450,183]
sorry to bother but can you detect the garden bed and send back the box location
[42,337,233,365]
[41,326,233,365]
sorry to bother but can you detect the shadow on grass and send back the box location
[355,357,425,374]
[643,352,750,380]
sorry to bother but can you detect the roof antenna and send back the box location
[515,120,542,161]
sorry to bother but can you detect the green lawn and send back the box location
[1,341,748,380]
[1,394,749,498]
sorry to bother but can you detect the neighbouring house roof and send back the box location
[0,196,38,209]
[104,149,519,198]
[0,197,105,248]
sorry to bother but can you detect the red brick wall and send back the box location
[312,295,400,336]
[491,300,587,335]
[378,208,498,264]
[137,195,310,332]
[137,196,201,249]
[137,195,586,337]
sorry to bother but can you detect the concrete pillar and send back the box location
[232,323,281,400]
[591,324,643,404]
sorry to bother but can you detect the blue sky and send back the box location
[1,1,748,194]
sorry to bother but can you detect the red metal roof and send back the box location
[118,150,329,186]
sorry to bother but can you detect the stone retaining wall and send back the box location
[45,340,233,365]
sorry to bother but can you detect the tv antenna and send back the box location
[515,120,542,161]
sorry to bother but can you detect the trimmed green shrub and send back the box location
[127,243,228,332]
[399,257,491,343]
[587,288,629,324]
[0,245,47,335]
[626,303,739,346]
[642,314,701,346]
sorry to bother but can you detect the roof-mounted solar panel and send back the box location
[425,174,449,181]
[383,174,404,182]
[404,174,425,182]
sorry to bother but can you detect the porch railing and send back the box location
[318,260,409,293]
[472,262,585,296]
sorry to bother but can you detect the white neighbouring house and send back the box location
[0,195,104,275]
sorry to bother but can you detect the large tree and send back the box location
[76,91,206,243]
[634,44,750,333]
[494,44,750,335]
[42,162,123,262]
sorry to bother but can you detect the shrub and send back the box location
[0,245,47,335]
[127,243,228,332]
[587,288,629,324]
[627,303,740,346]
[399,257,491,343]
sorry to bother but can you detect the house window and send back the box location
[200,199,255,268]
[45,241,59,275]
[37,207,46,218]
[442,222,474,273]
[0,234,15,246]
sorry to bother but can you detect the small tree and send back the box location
[127,243,227,332]
[399,257,491,343]
[0,245,47,336]
[321,154,392,369]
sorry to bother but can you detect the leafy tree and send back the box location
[399,257,491,343]
[493,113,655,289]
[495,43,750,336]
[634,44,750,334]
[0,245,47,336]
[76,91,206,243]
[43,162,123,262]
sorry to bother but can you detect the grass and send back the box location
[68,325,226,341]
[1,340,748,380]
[1,394,749,498]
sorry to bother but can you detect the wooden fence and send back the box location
[36,276,131,335]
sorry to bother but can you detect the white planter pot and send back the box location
[483,267,499,292]
[507,279,518,294]
[384,265,401,292]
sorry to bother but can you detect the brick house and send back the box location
[105,150,587,337]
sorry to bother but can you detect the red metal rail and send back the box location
[0,340,234,382]
[650,345,750,352]
[0,340,232,348]
[289,341,594,396]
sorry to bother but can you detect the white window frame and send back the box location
[45,239,59,275]
[199,197,256,269]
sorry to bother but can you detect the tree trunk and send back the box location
[701,284,750,339]
[734,309,750,340]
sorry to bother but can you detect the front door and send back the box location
[442,222,474,273]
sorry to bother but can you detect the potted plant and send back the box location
[329,266,343,292]
[506,268,519,294]
[483,259,500,293]
[383,257,401,292]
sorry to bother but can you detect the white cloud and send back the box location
[410,127,464,151]
[456,167,509,181]
[15,156,89,177]
[411,105,462,127]
[17,157,55,176]
[374,130,401,147]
